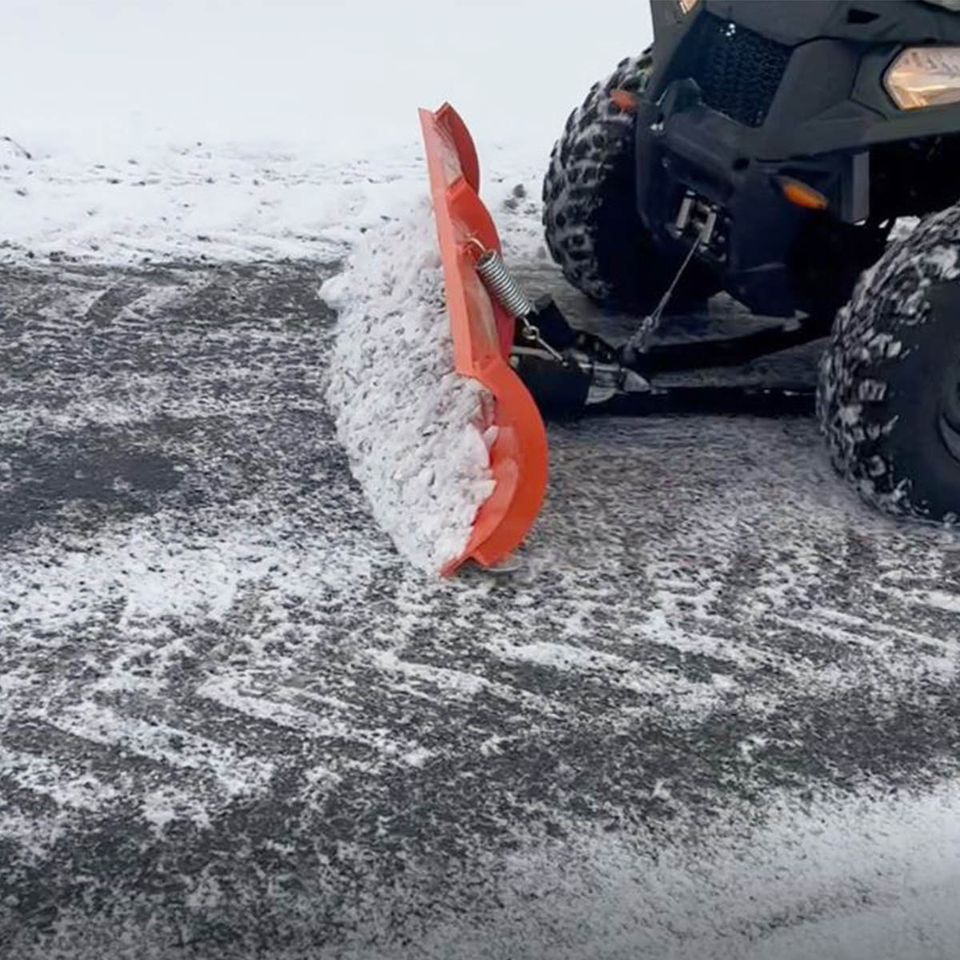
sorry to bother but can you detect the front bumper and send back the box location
[635,84,868,317]
[635,0,960,317]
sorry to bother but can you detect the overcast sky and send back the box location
[1,0,653,156]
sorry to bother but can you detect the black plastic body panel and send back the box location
[638,0,960,316]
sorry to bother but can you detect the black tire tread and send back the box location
[818,206,960,521]
[542,53,654,306]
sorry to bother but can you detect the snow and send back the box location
[0,0,651,264]
[322,201,496,573]
[1,515,372,630]
[0,745,119,813]
[437,780,960,960]
[46,702,275,797]
[0,140,427,264]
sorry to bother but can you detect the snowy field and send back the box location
[0,0,650,264]
[3,2,960,959]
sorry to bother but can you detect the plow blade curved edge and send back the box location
[419,104,549,575]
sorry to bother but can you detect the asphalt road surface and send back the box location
[2,256,960,958]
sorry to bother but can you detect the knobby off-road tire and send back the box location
[819,206,960,522]
[543,52,715,313]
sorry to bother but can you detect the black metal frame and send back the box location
[626,313,833,376]
[513,296,820,421]
[587,384,814,419]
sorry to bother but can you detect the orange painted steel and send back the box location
[419,103,549,575]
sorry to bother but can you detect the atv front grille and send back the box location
[687,14,792,128]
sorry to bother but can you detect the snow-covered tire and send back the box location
[818,206,960,522]
[543,52,715,312]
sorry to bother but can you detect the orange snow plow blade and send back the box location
[419,103,549,575]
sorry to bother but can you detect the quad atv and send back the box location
[420,0,960,573]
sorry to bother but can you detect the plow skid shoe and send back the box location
[419,104,548,575]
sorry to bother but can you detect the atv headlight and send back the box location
[886,46,960,110]
[677,0,701,15]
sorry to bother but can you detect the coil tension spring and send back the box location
[472,246,562,361]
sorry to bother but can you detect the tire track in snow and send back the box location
[0,746,119,812]
[3,256,960,957]
[38,704,274,798]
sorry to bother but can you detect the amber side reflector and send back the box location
[779,177,829,212]
[610,89,640,113]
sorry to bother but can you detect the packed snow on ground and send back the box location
[0,136,432,265]
[322,201,496,574]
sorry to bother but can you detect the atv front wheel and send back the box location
[543,52,715,313]
[819,207,960,522]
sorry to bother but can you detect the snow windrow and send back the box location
[322,200,495,574]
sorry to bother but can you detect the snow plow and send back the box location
[423,0,960,573]
[418,105,548,575]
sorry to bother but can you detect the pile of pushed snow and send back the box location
[322,199,496,575]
